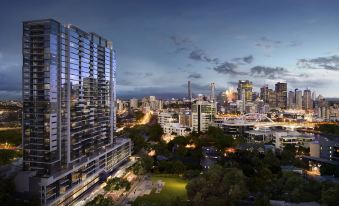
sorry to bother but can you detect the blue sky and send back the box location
[1,0,339,99]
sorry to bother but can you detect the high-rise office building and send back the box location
[18,19,131,205]
[312,91,317,101]
[303,89,313,110]
[268,89,276,108]
[260,85,269,104]
[237,80,253,102]
[191,100,216,132]
[288,91,295,109]
[295,89,303,109]
[275,82,287,109]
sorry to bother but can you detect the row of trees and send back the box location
[317,123,339,135]
[104,177,131,192]
[186,149,339,206]
[122,123,164,154]
[0,149,22,166]
[85,194,117,206]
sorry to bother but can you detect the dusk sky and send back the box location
[1,0,339,99]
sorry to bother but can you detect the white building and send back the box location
[163,123,191,136]
[158,112,177,127]
[245,128,273,143]
[273,131,314,149]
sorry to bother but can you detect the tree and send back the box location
[206,126,233,149]
[321,184,339,206]
[130,135,146,154]
[280,144,296,164]
[141,154,154,172]
[320,164,336,176]
[263,150,281,174]
[85,194,116,206]
[186,165,247,206]
[148,123,163,142]
[104,177,131,192]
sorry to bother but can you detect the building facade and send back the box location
[275,82,287,109]
[303,89,313,110]
[191,100,216,132]
[237,80,253,103]
[19,19,131,206]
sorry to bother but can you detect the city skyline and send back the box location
[2,0,339,99]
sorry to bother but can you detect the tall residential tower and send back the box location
[18,19,131,206]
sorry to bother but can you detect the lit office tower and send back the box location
[19,19,131,205]
[191,100,216,132]
[295,89,303,109]
[303,89,313,110]
[268,89,276,108]
[237,80,253,102]
[288,91,295,109]
[260,85,269,104]
[275,82,287,109]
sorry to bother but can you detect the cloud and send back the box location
[250,66,288,79]
[188,73,202,79]
[122,71,153,77]
[213,61,247,75]
[297,55,339,71]
[0,63,21,99]
[174,47,190,54]
[189,49,219,64]
[232,55,254,64]
[255,36,301,51]
[144,72,153,77]
[169,35,192,46]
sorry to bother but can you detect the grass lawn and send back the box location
[0,128,22,146]
[132,174,188,206]
[0,149,22,165]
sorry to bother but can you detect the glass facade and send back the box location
[22,19,131,205]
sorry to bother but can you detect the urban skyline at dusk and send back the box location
[2,1,339,206]
[1,0,339,99]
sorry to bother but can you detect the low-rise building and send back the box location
[158,112,177,127]
[245,128,273,143]
[162,123,191,136]
[223,119,255,137]
[273,131,314,149]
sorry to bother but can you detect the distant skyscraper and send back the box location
[237,80,253,102]
[295,89,303,109]
[288,91,295,109]
[275,82,287,109]
[210,82,216,102]
[252,91,259,101]
[188,80,192,101]
[303,89,313,110]
[268,89,276,108]
[260,85,269,104]
[19,19,131,205]
[312,91,317,101]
